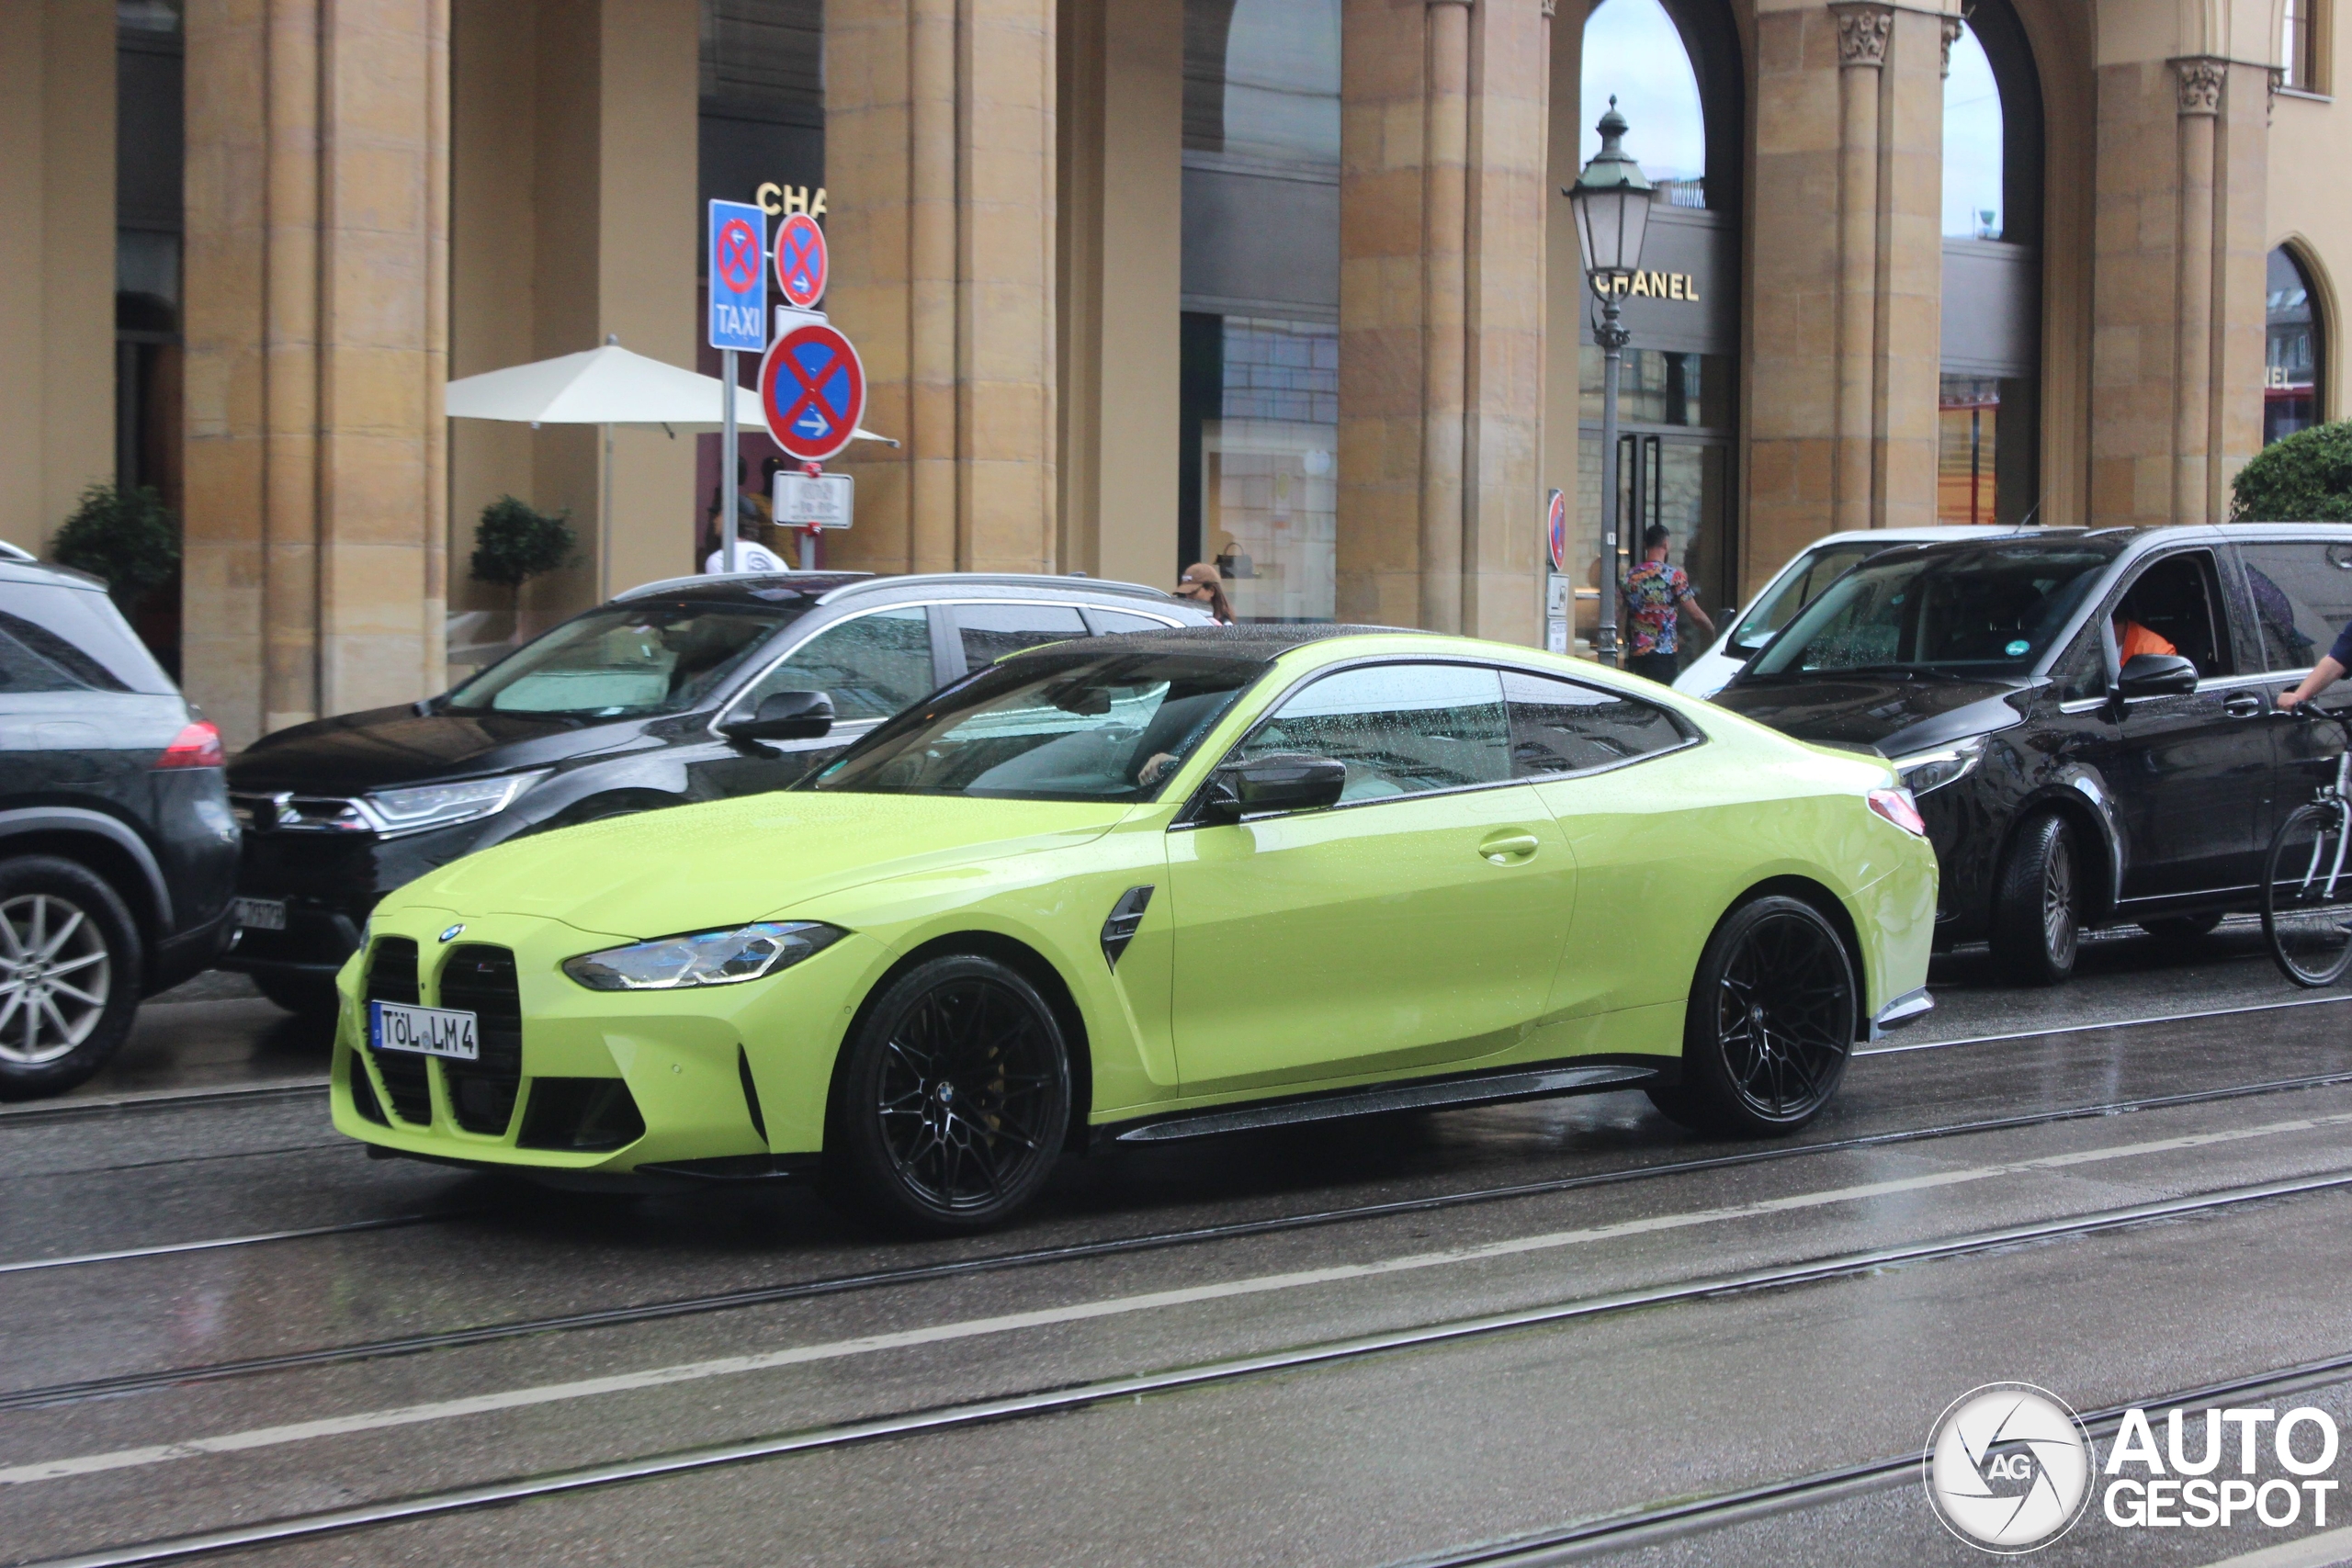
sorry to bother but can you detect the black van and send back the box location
[224,571,1212,1015]
[1711,525,2352,983]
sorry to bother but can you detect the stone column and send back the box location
[830,0,1058,575]
[1873,5,1947,531]
[2171,57,2221,525]
[1419,0,1471,635]
[1828,2,1886,536]
[184,0,449,746]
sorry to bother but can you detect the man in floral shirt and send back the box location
[1621,525,1714,684]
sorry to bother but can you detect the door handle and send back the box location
[1479,831,1542,864]
[2224,694,2265,717]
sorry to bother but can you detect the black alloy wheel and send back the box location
[1989,811,2080,986]
[0,856,142,1100]
[1649,894,1858,1137]
[826,953,1072,1232]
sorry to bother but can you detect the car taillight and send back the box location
[1867,786,1927,836]
[156,720,225,769]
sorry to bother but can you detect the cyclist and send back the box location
[2277,618,2352,711]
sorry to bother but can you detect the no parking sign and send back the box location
[774,213,829,310]
[707,200,767,353]
[760,321,866,464]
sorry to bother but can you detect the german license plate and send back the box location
[368,1000,481,1062]
[232,897,287,931]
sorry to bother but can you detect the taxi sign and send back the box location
[759,321,866,463]
[707,199,767,353]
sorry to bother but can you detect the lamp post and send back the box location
[1565,97,1654,668]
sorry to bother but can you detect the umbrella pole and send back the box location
[600,422,614,600]
[721,348,739,573]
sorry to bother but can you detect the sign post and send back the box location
[1544,489,1570,655]
[708,199,769,572]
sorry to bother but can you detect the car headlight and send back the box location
[363,773,545,837]
[562,921,847,991]
[1890,735,1987,796]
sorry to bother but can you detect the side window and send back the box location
[1501,670,1690,776]
[955,603,1089,668]
[736,607,934,724]
[0,609,130,694]
[1086,608,1177,635]
[2113,551,2233,678]
[2241,542,2352,671]
[1235,663,1509,802]
[2051,624,2108,703]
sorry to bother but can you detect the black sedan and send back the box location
[1712,525,2352,984]
[224,571,1211,1015]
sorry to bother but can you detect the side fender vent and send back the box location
[1100,885,1155,970]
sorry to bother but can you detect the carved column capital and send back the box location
[1828,3,1894,68]
[1540,0,1556,15]
[1940,15,1963,77]
[2172,56,2226,115]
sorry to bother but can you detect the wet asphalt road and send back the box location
[8,923,2352,1568]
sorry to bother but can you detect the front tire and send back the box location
[1989,812,2080,986]
[1656,895,1858,1137]
[823,954,1072,1233]
[0,857,142,1100]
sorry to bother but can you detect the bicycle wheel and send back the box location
[2263,802,2352,987]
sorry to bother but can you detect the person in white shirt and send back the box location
[704,535,788,574]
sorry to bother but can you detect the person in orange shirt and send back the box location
[2113,611,2177,663]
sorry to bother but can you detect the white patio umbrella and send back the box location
[444,339,895,593]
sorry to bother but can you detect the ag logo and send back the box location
[1924,1383,2095,1553]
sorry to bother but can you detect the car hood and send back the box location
[396,790,1136,939]
[230,705,646,792]
[1710,672,2033,757]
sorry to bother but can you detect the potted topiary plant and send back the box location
[469,495,576,637]
[2232,422,2352,521]
[49,482,178,608]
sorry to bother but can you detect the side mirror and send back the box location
[1200,751,1348,823]
[719,690,835,743]
[2116,653,2199,698]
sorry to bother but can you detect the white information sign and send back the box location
[774,470,855,529]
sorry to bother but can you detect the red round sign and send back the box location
[774,213,829,310]
[759,321,865,463]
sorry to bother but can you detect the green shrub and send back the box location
[2232,422,2352,522]
[469,495,575,605]
[49,482,178,604]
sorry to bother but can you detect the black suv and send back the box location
[1713,525,2352,983]
[224,571,1212,1014]
[0,547,238,1095]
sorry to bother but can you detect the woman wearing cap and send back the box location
[1177,562,1236,625]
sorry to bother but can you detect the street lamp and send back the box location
[1566,97,1654,668]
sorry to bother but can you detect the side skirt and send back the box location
[1100,1059,1670,1146]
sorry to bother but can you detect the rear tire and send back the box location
[1989,812,2080,986]
[822,953,1072,1233]
[1668,895,1859,1137]
[2263,803,2352,988]
[0,856,142,1100]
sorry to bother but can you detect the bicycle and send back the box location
[2263,705,2352,987]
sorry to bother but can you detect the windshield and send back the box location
[1728,543,1883,654]
[812,649,1263,802]
[446,600,803,717]
[1748,546,2110,678]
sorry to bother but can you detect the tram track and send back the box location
[15,1168,2352,1568]
[9,1064,2352,1417]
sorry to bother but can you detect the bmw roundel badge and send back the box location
[439,924,465,944]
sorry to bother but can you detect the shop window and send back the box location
[2267,245,2326,446]
[1180,0,1340,618]
[1938,0,2043,525]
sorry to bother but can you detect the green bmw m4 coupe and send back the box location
[333,626,1937,1230]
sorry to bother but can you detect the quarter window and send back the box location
[2240,542,2352,671]
[1501,670,1690,777]
[736,606,935,723]
[1235,662,1510,801]
[0,609,130,694]
[955,603,1090,669]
